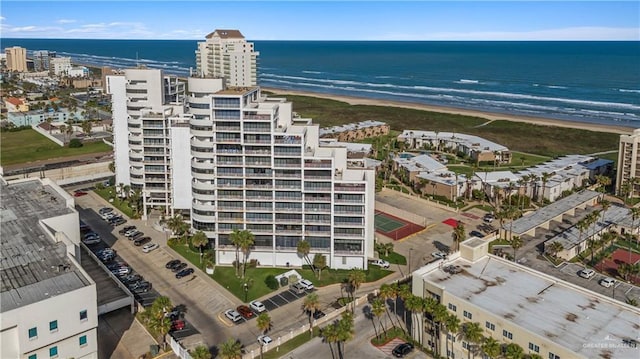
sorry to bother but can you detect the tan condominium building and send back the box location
[411,238,639,359]
[617,128,640,197]
[5,46,27,72]
[195,29,258,87]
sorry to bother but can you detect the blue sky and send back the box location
[1,1,638,40]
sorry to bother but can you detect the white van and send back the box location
[578,268,595,279]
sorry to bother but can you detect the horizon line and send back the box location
[3,37,640,42]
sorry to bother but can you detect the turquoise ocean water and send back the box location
[2,39,639,127]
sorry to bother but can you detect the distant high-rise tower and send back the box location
[616,129,640,197]
[195,29,258,87]
[5,46,27,72]
[33,50,56,72]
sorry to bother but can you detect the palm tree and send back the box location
[480,337,501,359]
[600,199,611,231]
[219,338,242,359]
[148,315,171,350]
[452,222,466,252]
[321,321,339,359]
[444,314,461,358]
[371,298,387,337]
[404,295,423,342]
[346,269,366,307]
[540,172,552,204]
[510,235,523,262]
[595,174,612,199]
[230,229,254,278]
[618,263,633,281]
[297,239,312,266]
[303,293,321,337]
[431,303,449,355]
[313,253,327,280]
[379,284,400,330]
[190,345,212,359]
[625,296,639,307]
[336,310,354,359]
[166,215,189,238]
[547,241,564,258]
[256,312,272,359]
[576,219,588,259]
[81,120,92,136]
[460,322,483,359]
[528,174,539,202]
[151,296,173,318]
[630,207,640,242]
[504,343,524,359]
[191,230,209,265]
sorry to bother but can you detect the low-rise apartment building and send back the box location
[412,238,640,359]
[319,120,390,142]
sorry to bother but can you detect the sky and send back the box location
[1,1,639,41]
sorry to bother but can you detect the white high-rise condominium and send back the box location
[617,128,640,197]
[195,29,258,87]
[109,37,376,269]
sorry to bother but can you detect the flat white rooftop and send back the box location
[419,255,640,358]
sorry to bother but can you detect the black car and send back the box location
[130,281,152,293]
[165,259,181,269]
[175,268,194,279]
[111,217,127,226]
[469,230,484,238]
[130,232,145,241]
[121,273,142,284]
[392,343,414,358]
[134,236,152,246]
[119,226,136,235]
[172,262,188,273]
[312,310,326,319]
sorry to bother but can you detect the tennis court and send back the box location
[375,211,426,241]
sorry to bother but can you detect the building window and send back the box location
[462,341,469,349]
[447,333,456,342]
[447,350,456,359]
[502,329,513,340]
[485,321,495,331]
[549,354,560,359]
[529,343,540,353]
[28,327,37,340]
[448,303,457,312]
[49,320,58,332]
[79,335,87,347]
[28,355,37,359]
[463,310,472,319]
[80,310,88,321]
[49,346,58,358]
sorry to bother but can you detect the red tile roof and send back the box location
[7,97,23,106]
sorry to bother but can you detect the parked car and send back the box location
[432,251,447,259]
[224,309,242,323]
[257,335,273,346]
[133,237,152,246]
[130,232,145,241]
[469,230,484,238]
[121,273,142,284]
[175,268,194,279]
[370,259,390,268]
[101,212,117,220]
[130,281,152,293]
[110,217,127,226]
[83,232,100,241]
[579,268,596,279]
[110,266,131,276]
[98,252,116,262]
[119,226,136,235]
[99,207,113,215]
[79,221,91,232]
[171,320,185,331]
[73,190,88,197]
[82,237,101,245]
[171,263,188,273]
[142,242,159,253]
[392,342,414,358]
[290,282,306,294]
[250,300,266,313]
[236,305,254,319]
[165,259,181,269]
[299,279,314,290]
[483,214,495,223]
[124,228,139,237]
[600,277,616,288]
[312,310,326,319]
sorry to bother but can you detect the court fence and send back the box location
[375,201,427,227]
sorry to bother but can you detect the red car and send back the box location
[171,319,185,331]
[236,305,254,319]
[73,190,88,197]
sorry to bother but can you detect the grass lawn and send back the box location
[169,242,203,268]
[93,187,135,218]
[614,239,640,254]
[262,328,320,359]
[381,251,407,265]
[297,266,392,288]
[371,326,407,346]
[0,129,111,166]
[211,266,289,302]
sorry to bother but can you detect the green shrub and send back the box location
[265,275,279,290]
[68,139,83,148]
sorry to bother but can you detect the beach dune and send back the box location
[263,87,634,135]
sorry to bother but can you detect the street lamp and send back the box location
[243,282,249,302]
[409,247,413,273]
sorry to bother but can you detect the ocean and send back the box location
[2,39,639,128]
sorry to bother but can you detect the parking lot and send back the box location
[261,287,314,311]
[559,262,640,302]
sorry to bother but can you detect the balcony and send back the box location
[190,117,213,127]
[191,211,215,223]
[304,185,332,193]
[305,160,332,168]
[216,125,241,131]
[191,137,213,147]
[192,180,216,191]
[334,184,366,192]
[274,137,302,145]
[191,128,213,137]
[193,191,216,201]
[130,166,144,176]
[216,137,242,144]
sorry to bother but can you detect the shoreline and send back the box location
[262,87,634,135]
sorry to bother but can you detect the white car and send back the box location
[599,277,616,288]
[250,300,266,313]
[224,309,242,323]
[299,279,314,290]
[370,259,390,268]
[142,242,159,253]
[258,335,273,346]
[579,268,596,279]
[432,252,447,259]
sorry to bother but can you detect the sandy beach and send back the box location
[263,87,635,135]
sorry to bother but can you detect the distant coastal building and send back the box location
[398,130,512,164]
[393,153,468,200]
[5,97,29,112]
[411,238,640,359]
[32,50,56,72]
[194,29,258,87]
[5,46,27,72]
[616,129,640,198]
[0,177,98,359]
[51,57,73,76]
[319,120,390,141]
